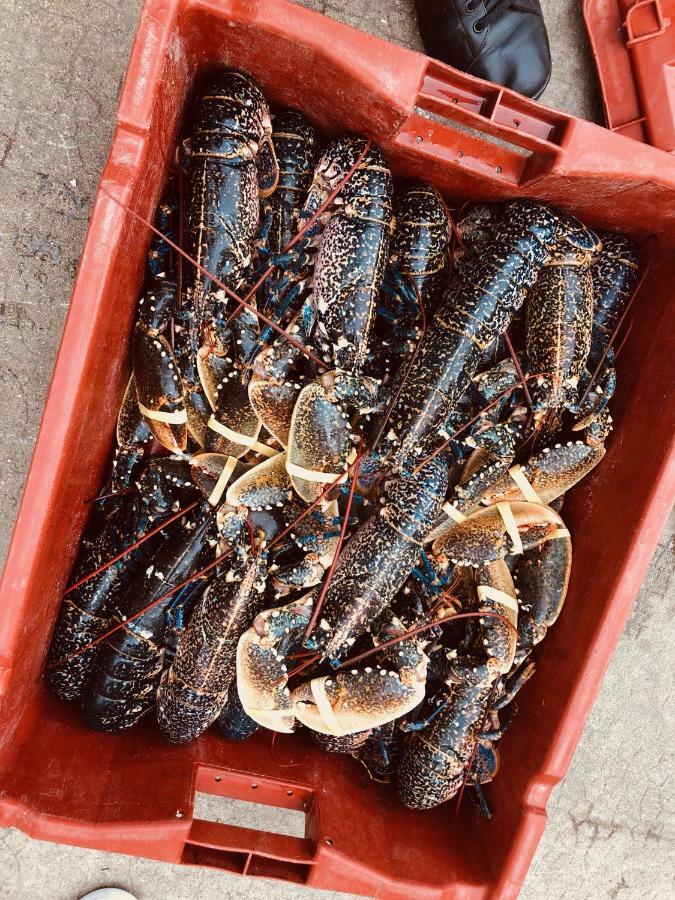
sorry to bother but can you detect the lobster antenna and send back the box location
[176,165,185,313]
[100,186,327,370]
[613,315,634,360]
[47,546,233,671]
[503,330,534,422]
[85,488,136,503]
[274,652,321,686]
[269,731,303,768]
[63,500,199,596]
[226,139,373,326]
[411,372,550,475]
[337,609,517,670]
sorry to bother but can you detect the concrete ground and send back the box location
[0,0,672,897]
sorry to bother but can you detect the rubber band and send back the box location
[442,501,467,523]
[207,456,238,507]
[309,677,344,736]
[477,584,519,615]
[508,464,543,504]
[548,527,571,540]
[496,502,523,555]
[137,400,187,425]
[250,442,278,458]
[286,460,348,484]
[207,416,276,457]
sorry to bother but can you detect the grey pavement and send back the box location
[0,1,672,897]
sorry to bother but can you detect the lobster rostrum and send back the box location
[385,201,596,469]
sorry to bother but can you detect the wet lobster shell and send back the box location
[386,201,598,468]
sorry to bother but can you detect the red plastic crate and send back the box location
[0,1,674,897]
[584,0,675,151]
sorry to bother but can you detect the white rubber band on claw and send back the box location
[508,464,542,504]
[548,527,571,540]
[477,584,519,615]
[286,460,348,484]
[310,677,344,736]
[251,443,278,458]
[207,416,276,456]
[442,502,466,523]
[207,456,238,506]
[138,400,187,424]
[497,501,523,555]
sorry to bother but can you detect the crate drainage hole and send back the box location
[193,792,306,838]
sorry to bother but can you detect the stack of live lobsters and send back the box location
[46,70,640,812]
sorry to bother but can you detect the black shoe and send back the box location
[415,0,552,100]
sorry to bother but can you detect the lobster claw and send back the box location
[291,661,427,737]
[512,525,572,663]
[190,452,245,507]
[293,620,428,737]
[225,452,292,510]
[286,382,356,504]
[432,501,564,567]
[184,384,211,449]
[198,338,264,459]
[235,593,315,733]
[132,323,187,453]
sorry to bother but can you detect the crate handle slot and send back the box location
[624,0,668,47]
[183,766,318,878]
[395,60,570,185]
